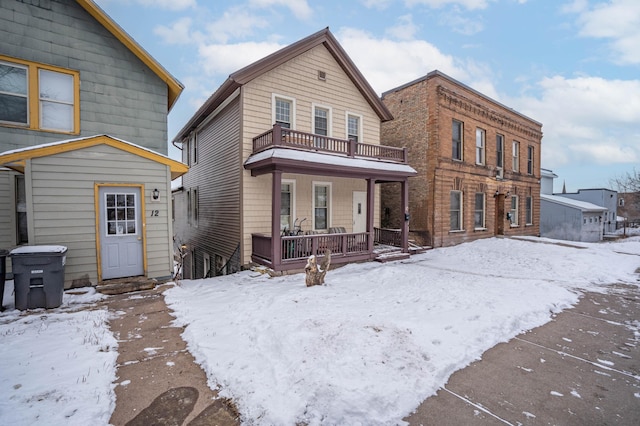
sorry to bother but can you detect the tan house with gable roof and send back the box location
[172,28,416,278]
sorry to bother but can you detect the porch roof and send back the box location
[0,134,189,180]
[244,147,416,181]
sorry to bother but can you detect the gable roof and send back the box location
[173,27,392,142]
[0,135,188,180]
[76,0,183,111]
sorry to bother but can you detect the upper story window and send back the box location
[527,145,534,175]
[619,198,625,207]
[347,113,360,142]
[512,141,520,172]
[191,132,198,165]
[273,94,295,129]
[0,56,79,133]
[496,134,504,169]
[452,119,463,161]
[475,128,485,165]
[314,106,328,136]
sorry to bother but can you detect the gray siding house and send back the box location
[539,169,608,242]
[560,189,618,234]
[0,0,186,287]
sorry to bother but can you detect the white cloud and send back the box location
[569,0,640,64]
[249,0,313,20]
[361,0,394,9]
[510,76,640,168]
[406,0,493,10]
[153,17,197,45]
[385,14,420,40]
[336,27,494,96]
[197,41,285,77]
[205,7,270,43]
[135,0,196,11]
[438,7,485,35]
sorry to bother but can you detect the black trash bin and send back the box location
[0,249,7,311]
[10,245,67,310]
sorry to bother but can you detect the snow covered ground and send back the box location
[164,237,640,425]
[0,287,115,425]
[1,236,639,425]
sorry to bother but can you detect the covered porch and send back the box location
[244,124,416,272]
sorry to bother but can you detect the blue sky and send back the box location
[95,0,640,193]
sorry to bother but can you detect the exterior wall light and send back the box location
[152,188,160,200]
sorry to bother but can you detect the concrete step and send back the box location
[97,276,158,295]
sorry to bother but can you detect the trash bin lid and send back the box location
[10,245,68,255]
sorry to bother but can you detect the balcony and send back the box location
[252,124,408,164]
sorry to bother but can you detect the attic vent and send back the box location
[318,70,326,81]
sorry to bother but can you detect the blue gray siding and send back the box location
[0,0,168,153]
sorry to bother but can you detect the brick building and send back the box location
[380,71,543,247]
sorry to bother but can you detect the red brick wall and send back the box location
[381,72,542,247]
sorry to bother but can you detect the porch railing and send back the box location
[374,227,402,247]
[251,232,370,266]
[253,124,408,163]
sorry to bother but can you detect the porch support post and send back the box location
[401,178,409,253]
[272,170,282,270]
[366,178,375,253]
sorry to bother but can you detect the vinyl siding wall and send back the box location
[179,97,241,278]
[240,44,383,264]
[27,144,173,287]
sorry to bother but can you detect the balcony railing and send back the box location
[253,124,408,163]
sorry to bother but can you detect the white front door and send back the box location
[353,191,367,233]
[99,186,144,279]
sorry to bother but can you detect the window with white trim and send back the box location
[474,192,485,229]
[314,105,330,148]
[313,182,331,231]
[512,141,520,172]
[526,196,533,225]
[496,134,504,170]
[476,128,485,165]
[527,145,534,175]
[281,181,296,232]
[452,119,463,161]
[274,95,294,129]
[347,114,360,142]
[0,56,79,133]
[510,195,519,226]
[450,190,463,231]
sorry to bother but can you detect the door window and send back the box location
[105,192,137,235]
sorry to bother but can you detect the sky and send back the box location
[2,234,640,424]
[92,0,640,193]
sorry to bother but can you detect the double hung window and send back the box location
[452,120,463,160]
[450,191,463,231]
[347,114,360,142]
[476,128,485,165]
[474,193,485,229]
[510,195,519,226]
[512,141,520,172]
[0,57,79,133]
[274,96,293,129]
[313,183,330,231]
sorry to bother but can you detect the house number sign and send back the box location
[150,210,159,217]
